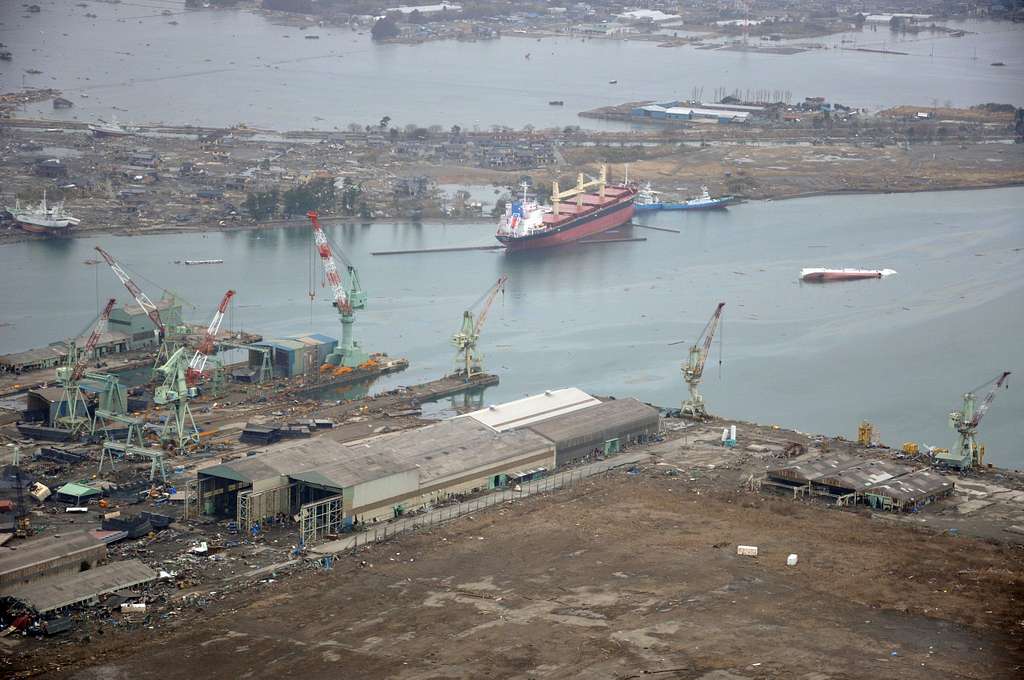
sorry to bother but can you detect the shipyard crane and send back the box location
[94,245,172,364]
[153,346,200,453]
[307,210,368,368]
[936,371,1011,469]
[185,289,235,385]
[670,302,725,420]
[55,298,116,434]
[452,274,507,379]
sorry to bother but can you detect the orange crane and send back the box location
[94,246,170,361]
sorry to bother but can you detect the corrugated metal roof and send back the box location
[465,388,600,432]
[0,531,104,577]
[254,338,306,352]
[526,398,659,445]
[56,482,101,498]
[816,460,914,493]
[3,559,156,613]
[863,469,954,502]
[291,333,337,346]
[766,455,862,484]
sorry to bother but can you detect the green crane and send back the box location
[308,210,369,368]
[153,347,200,453]
[670,302,725,420]
[452,274,507,380]
[54,298,117,435]
[935,371,1011,469]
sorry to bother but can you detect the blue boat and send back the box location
[634,183,734,211]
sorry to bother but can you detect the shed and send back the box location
[56,482,101,504]
[108,297,183,350]
[2,559,157,613]
[863,469,955,512]
[526,398,660,466]
[813,460,914,498]
[0,531,105,588]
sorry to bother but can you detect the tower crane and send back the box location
[154,347,200,453]
[94,246,173,364]
[936,371,1011,469]
[307,210,368,368]
[670,302,725,420]
[452,274,507,380]
[55,298,116,434]
[185,289,235,385]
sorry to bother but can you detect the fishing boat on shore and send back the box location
[800,268,897,283]
[496,165,636,251]
[635,183,734,211]
[4,191,80,235]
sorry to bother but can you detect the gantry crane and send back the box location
[54,298,116,434]
[185,289,235,385]
[935,371,1011,469]
[452,274,507,380]
[671,302,725,420]
[94,245,174,365]
[153,347,200,453]
[307,210,368,368]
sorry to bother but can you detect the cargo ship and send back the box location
[800,268,897,283]
[496,165,636,251]
[4,191,80,235]
[635,183,734,211]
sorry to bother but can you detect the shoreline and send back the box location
[3,183,1021,247]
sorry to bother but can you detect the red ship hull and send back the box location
[498,188,636,251]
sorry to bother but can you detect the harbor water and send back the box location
[1,6,1022,130]
[0,188,1021,467]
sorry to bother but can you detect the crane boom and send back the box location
[971,371,1011,427]
[307,210,350,315]
[693,302,725,380]
[186,290,235,382]
[473,275,508,337]
[72,298,116,382]
[94,246,165,334]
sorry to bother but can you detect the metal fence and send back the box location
[314,454,646,556]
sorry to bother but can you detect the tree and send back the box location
[450,124,461,136]
[340,177,362,215]
[379,115,391,130]
[244,189,278,221]
[283,177,335,215]
[490,198,507,218]
[371,15,400,41]
[348,123,363,133]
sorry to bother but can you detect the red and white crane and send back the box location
[307,210,350,315]
[70,297,117,383]
[94,246,165,337]
[186,289,235,384]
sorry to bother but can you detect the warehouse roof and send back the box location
[863,469,953,502]
[0,531,104,579]
[465,388,600,432]
[765,455,862,485]
[0,345,67,367]
[289,448,416,490]
[253,338,307,353]
[339,417,554,484]
[199,438,353,483]
[527,398,659,444]
[816,460,914,493]
[3,559,157,613]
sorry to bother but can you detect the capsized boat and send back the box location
[800,268,897,283]
[496,165,636,251]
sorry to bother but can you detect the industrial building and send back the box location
[249,334,337,378]
[631,102,757,123]
[0,531,105,588]
[763,455,954,511]
[108,297,183,351]
[195,388,660,534]
[525,398,660,466]
[198,417,556,527]
[3,560,157,614]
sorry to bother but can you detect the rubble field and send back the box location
[7,461,1022,679]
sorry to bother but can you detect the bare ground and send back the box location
[8,469,1021,680]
